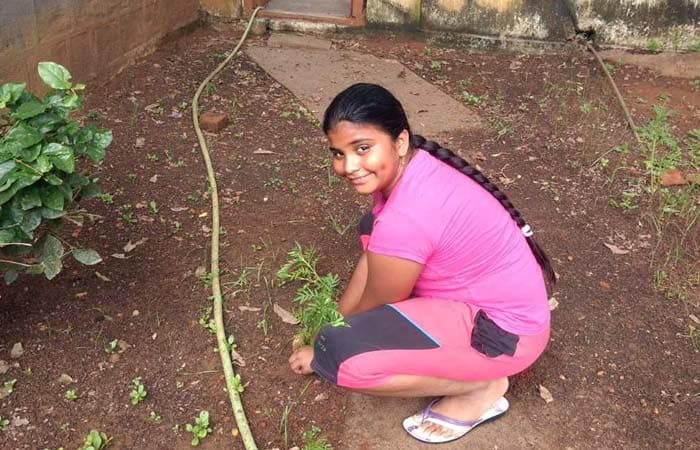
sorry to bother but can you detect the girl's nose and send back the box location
[344,155,360,174]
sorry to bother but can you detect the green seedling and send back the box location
[149,411,162,422]
[462,91,485,106]
[147,153,159,162]
[0,416,9,430]
[430,60,442,70]
[231,373,244,393]
[198,307,217,334]
[328,215,355,236]
[2,379,17,396]
[580,102,592,114]
[185,410,212,446]
[65,389,78,401]
[78,429,112,450]
[204,81,216,96]
[129,377,147,405]
[647,38,661,53]
[100,193,114,204]
[302,426,333,450]
[149,201,158,215]
[105,339,118,354]
[277,244,346,345]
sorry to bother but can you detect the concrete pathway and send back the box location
[245,33,482,138]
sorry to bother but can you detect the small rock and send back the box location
[199,112,229,133]
[0,360,9,374]
[660,169,687,187]
[11,416,29,427]
[599,281,611,290]
[132,309,140,317]
[548,297,559,311]
[117,340,130,352]
[109,353,120,364]
[313,392,329,402]
[57,373,75,385]
[10,343,23,358]
[135,137,146,148]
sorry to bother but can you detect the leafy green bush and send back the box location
[0,62,111,283]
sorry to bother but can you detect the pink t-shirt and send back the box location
[368,150,550,335]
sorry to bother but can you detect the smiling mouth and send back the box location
[348,174,370,184]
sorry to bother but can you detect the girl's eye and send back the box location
[357,145,370,154]
[331,150,344,159]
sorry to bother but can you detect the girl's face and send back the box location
[327,121,409,197]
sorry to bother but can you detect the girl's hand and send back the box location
[289,345,314,375]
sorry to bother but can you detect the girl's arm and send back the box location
[338,252,369,316]
[347,252,423,315]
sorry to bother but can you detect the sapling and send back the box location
[78,429,112,450]
[277,243,346,346]
[185,410,212,446]
[302,426,333,450]
[129,377,147,405]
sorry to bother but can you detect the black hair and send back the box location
[323,83,555,285]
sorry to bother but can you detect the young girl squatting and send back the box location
[288,83,555,444]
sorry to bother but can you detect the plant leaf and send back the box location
[11,100,48,120]
[603,242,629,255]
[73,248,102,266]
[38,234,64,280]
[42,143,75,173]
[37,62,72,90]
[0,83,26,108]
[5,124,43,149]
[273,303,300,324]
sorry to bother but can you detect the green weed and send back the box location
[0,416,8,430]
[65,389,78,401]
[129,377,147,405]
[462,91,486,106]
[185,410,212,446]
[78,430,112,450]
[277,244,346,345]
[302,426,333,450]
[647,38,661,53]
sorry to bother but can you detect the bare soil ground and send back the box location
[1,25,698,450]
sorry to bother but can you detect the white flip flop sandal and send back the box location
[402,397,509,444]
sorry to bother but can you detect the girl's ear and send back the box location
[396,129,410,157]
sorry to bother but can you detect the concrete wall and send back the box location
[367,0,422,27]
[367,0,700,49]
[0,0,200,90]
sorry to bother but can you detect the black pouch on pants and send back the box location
[471,310,520,357]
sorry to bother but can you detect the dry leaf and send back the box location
[123,238,147,253]
[135,137,145,148]
[603,242,629,255]
[170,206,189,212]
[231,348,246,366]
[273,303,299,325]
[94,271,111,282]
[253,149,274,154]
[238,306,261,312]
[149,174,159,183]
[539,384,554,403]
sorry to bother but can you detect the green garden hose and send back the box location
[192,7,263,450]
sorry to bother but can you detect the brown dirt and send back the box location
[1,26,698,450]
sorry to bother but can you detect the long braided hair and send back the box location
[323,83,555,284]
